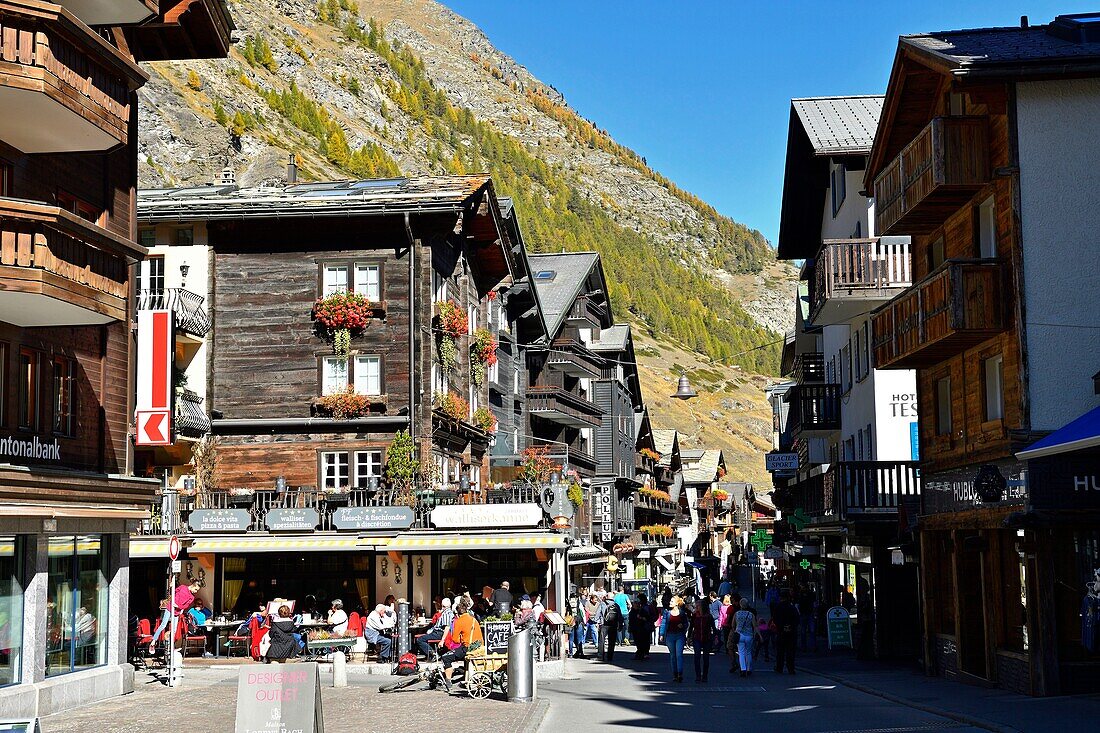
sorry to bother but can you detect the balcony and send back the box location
[792,352,825,384]
[788,461,920,524]
[872,259,1006,369]
[784,384,840,434]
[175,389,210,439]
[125,0,234,62]
[60,0,157,26]
[874,116,991,236]
[810,238,912,325]
[547,339,603,378]
[0,0,147,153]
[566,295,607,327]
[0,198,137,325]
[137,287,210,337]
[527,386,602,428]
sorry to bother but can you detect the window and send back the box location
[831,162,847,217]
[320,452,350,490]
[487,350,499,385]
[862,322,871,373]
[929,237,946,271]
[469,380,478,414]
[983,354,1005,421]
[354,451,382,487]
[432,270,447,302]
[138,229,156,248]
[866,423,873,460]
[853,329,863,383]
[46,535,107,676]
[977,196,997,258]
[17,348,38,431]
[353,355,381,396]
[467,302,477,335]
[323,264,349,296]
[322,357,348,396]
[354,264,380,301]
[432,361,448,397]
[949,92,965,116]
[58,192,99,224]
[844,436,855,461]
[0,536,22,686]
[840,343,852,394]
[175,227,194,246]
[52,357,75,436]
[143,256,165,305]
[935,377,952,436]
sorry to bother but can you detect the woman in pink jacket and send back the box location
[149,581,202,653]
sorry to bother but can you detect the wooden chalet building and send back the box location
[867,14,1100,693]
[132,175,570,620]
[0,0,231,716]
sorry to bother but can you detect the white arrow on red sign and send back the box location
[136,410,172,446]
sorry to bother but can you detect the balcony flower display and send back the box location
[312,292,374,356]
[472,406,497,433]
[716,466,727,479]
[640,524,674,538]
[434,392,469,422]
[639,486,672,502]
[435,300,468,374]
[470,327,498,388]
[712,488,730,502]
[316,386,372,420]
[567,480,584,508]
[321,485,350,504]
[227,487,255,506]
[519,445,561,484]
[639,448,661,462]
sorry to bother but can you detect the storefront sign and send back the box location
[135,309,174,446]
[484,621,513,654]
[0,436,61,462]
[826,606,853,650]
[923,461,1028,514]
[266,508,319,532]
[0,720,40,733]
[763,546,785,560]
[765,452,798,472]
[332,506,414,531]
[826,544,873,564]
[594,484,614,542]
[234,664,323,733]
[189,509,251,533]
[1025,447,1100,512]
[430,503,541,529]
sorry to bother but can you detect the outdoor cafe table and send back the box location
[203,620,243,658]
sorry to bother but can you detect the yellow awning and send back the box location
[386,533,567,552]
[181,536,390,554]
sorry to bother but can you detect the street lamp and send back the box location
[670,375,697,400]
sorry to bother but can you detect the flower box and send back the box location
[227,492,255,507]
[322,492,350,506]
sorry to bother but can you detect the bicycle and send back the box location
[377,663,446,694]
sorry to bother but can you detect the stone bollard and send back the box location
[332,650,347,688]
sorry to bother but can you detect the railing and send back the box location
[137,287,211,336]
[137,483,551,535]
[547,339,604,377]
[635,493,676,515]
[567,296,607,326]
[785,384,840,434]
[874,116,990,236]
[527,386,602,428]
[634,453,656,474]
[872,259,1005,369]
[811,238,912,322]
[0,1,145,151]
[793,353,825,384]
[823,461,921,520]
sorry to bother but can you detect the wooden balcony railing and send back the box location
[793,352,825,384]
[785,384,840,434]
[567,295,607,326]
[0,198,139,325]
[0,0,147,153]
[548,339,604,377]
[872,259,1005,369]
[635,493,676,516]
[137,287,211,336]
[811,238,912,324]
[527,386,602,428]
[874,116,991,236]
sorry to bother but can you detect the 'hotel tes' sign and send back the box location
[430,503,542,529]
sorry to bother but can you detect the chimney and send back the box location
[287,153,298,185]
[1020,15,1029,28]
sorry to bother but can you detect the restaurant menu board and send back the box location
[484,621,513,655]
[331,506,414,531]
[826,606,853,650]
[235,664,323,733]
[190,509,251,532]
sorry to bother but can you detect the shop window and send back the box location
[46,535,107,676]
[354,451,382,487]
[353,355,382,396]
[320,452,349,490]
[935,377,952,436]
[321,357,348,396]
[17,348,38,431]
[175,227,194,246]
[977,196,997,258]
[138,228,156,248]
[983,354,1004,422]
[0,536,23,686]
[52,356,75,437]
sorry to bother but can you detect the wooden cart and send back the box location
[463,652,508,699]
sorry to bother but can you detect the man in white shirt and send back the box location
[327,599,349,636]
[365,603,396,661]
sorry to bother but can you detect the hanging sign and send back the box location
[265,508,320,532]
[763,546,785,560]
[826,606,853,649]
[189,509,251,533]
[332,506,414,531]
[135,310,174,446]
[234,663,324,733]
[765,452,798,472]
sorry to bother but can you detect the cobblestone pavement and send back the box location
[41,666,544,733]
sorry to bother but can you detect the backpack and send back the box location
[395,652,418,676]
[604,602,621,625]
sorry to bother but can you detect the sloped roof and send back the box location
[590,324,630,352]
[682,449,724,485]
[792,96,884,156]
[652,429,678,466]
[527,252,602,337]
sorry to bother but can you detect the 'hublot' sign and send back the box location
[922,461,1028,515]
[1025,447,1100,512]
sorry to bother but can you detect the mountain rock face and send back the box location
[137,0,795,478]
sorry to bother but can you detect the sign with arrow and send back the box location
[136,410,172,446]
[135,310,174,446]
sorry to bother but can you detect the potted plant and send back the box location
[312,292,374,356]
[470,327,497,388]
[639,447,660,462]
[227,488,255,507]
[472,406,496,434]
[434,392,469,423]
[316,386,373,419]
[712,488,730,503]
[321,486,350,505]
[435,300,468,374]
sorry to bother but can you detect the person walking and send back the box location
[797,585,817,653]
[583,592,600,655]
[598,594,622,661]
[613,587,631,646]
[628,593,654,660]
[707,591,722,652]
[728,598,760,677]
[772,588,800,674]
[659,596,689,682]
[691,600,714,682]
[567,590,587,659]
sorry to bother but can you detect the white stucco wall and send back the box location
[820,163,873,241]
[1016,78,1100,429]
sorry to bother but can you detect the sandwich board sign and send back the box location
[235,663,323,733]
[826,606,853,650]
[0,720,40,733]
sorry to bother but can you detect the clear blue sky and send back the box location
[443,1,1095,244]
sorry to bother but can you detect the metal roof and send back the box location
[590,324,630,352]
[137,174,493,222]
[527,252,603,338]
[791,96,884,155]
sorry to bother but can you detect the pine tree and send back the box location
[187,70,202,91]
[213,100,227,126]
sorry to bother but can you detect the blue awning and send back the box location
[1017,406,1100,460]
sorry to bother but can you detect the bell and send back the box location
[670,375,697,400]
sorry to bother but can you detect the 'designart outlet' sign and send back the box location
[235,664,323,733]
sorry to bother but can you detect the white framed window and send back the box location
[322,356,348,395]
[831,162,846,217]
[468,465,481,491]
[323,264,349,296]
[487,351,499,384]
[469,380,478,413]
[978,196,997,258]
[983,354,1004,421]
[354,451,383,486]
[432,361,448,397]
[935,377,952,436]
[353,355,381,395]
[432,270,447,303]
[321,452,349,489]
[840,344,852,394]
[354,264,381,301]
[468,302,477,335]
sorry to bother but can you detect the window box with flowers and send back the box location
[312,292,375,357]
[472,406,497,434]
[314,387,387,419]
[227,488,255,507]
[639,448,661,463]
[435,300,468,375]
[321,486,350,505]
[640,524,674,538]
[434,392,470,423]
[638,486,672,503]
[470,327,497,388]
[712,488,730,503]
